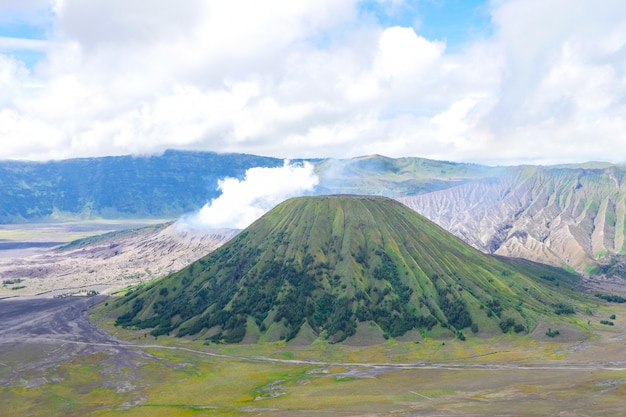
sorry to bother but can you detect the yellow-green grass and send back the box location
[1,353,135,416]
[2,303,625,416]
[4,341,626,417]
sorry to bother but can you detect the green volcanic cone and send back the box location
[111,196,583,343]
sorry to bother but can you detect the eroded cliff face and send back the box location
[401,165,626,275]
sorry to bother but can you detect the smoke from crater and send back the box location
[179,160,319,230]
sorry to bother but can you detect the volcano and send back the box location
[111,195,582,344]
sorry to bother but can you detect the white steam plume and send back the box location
[180,160,318,230]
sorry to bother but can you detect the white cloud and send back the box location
[0,37,49,52]
[0,0,625,164]
[0,55,30,97]
[180,160,319,230]
[53,0,207,47]
[476,0,626,164]
[0,108,66,159]
[377,26,443,79]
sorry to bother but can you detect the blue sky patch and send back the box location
[360,0,492,51]
[0,6,53,68]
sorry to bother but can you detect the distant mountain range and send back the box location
[0,151,488,222]
[0,150,286,222]
[2,151,626,276]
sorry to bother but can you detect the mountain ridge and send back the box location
[3,150,626,276]
[402,164,626,275]
[0,150,286,222]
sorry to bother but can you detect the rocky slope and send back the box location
[402,164,626,275]
[0,223,238,297]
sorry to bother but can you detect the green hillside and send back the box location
[314,154,497,197]
[109,196,584,344]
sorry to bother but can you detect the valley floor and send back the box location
[2,295,626,416]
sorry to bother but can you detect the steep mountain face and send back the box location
[402,165,626,275]
[111,196,581,344]
[0,150,285,222]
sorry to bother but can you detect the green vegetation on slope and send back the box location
[315,154,497,197]
[109,196,584,344]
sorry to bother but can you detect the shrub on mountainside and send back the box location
[553,303,575,315]
[437,287,473,330]
[595,293,626,303]
[546,328,560,337]
[499,318,513,333]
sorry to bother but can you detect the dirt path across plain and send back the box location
[0,296,155,390]
[2,296,626,384]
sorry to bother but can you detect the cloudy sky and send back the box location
[0,0,625,165]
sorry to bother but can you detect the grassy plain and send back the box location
[2,302,626,417]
